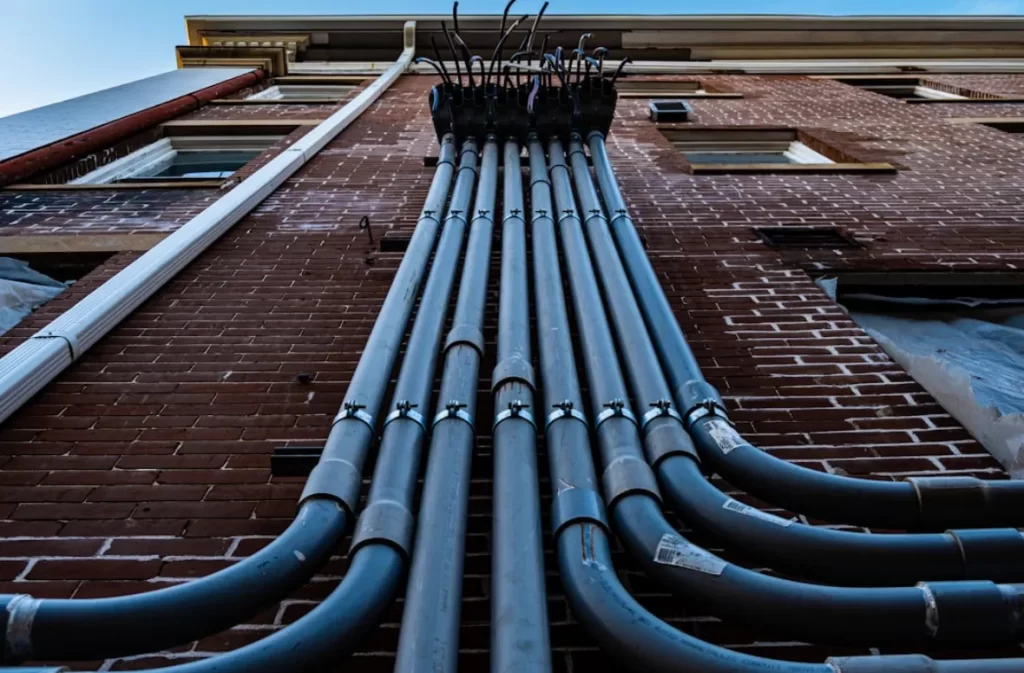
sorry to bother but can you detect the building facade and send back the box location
[2,13,1024,673]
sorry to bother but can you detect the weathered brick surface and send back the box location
[1,73,1023,670]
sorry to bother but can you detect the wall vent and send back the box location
[648,100,693,123]
[755,226,860,249]
[380,234,412,253]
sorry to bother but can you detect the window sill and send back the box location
[904,97,1024,104]
[211,98,342,105]
[690,162,896,174]
[4,180,227,191]
[620,92,743,99]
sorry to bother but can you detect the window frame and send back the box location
[245,84,354,102]
[70,135,282,186]
[660,128,896,174]
[616,79,742,99]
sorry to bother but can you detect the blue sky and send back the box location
[1,0,1021,118]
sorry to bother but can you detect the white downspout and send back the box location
[0,22,417,425]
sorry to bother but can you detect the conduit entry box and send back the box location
[428,78,618,145]
[419,2,626,144]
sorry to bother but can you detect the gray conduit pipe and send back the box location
[585,131,1024,532]
[540,141,1024,672]
[394,134,496,673]
[562,135,1024,648]
[0,137,481,673]
[490,138,552,673]
[0,132,456,665]
[581,133,1024,584]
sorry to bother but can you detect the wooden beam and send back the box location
[5,181,225,191]
[0,234,169,254]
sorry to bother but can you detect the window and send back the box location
[661,128,895,174]
[835,77,966,101]
[246,85,353,102]
[823,273,1024,476]
[664,129,831,167]
[616,80,740,99]
[71,136,281,185]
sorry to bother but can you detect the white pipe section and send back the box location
[0,22,417,425]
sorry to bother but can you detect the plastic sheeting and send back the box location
[820,278,1024,477]
[0,258,66,336]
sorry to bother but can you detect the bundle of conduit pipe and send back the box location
[5,2,1024,673]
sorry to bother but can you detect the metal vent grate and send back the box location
[755,227,861,249]
[649,100,693,123]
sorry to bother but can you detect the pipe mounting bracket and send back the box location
[595,398,637,430]
[383,400,426,432]
[493,400,536,431]
[332,400,375,430]
[546,400,588,430]
[432,400,474,430]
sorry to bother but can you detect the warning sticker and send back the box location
[722,499,794,527]
[705,418,745,454]
[653,534,727,575]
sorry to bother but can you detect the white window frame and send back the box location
[246,85,354,101]
[71,136,281,185]
[673,138,833,165]
[912,85,967,100]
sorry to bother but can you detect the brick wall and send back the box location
[2,73,1024,670]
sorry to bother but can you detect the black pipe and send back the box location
[394,135,497,673]
[566,135,1024,586]
[0,137,480,673]
[586,131,1024,532]
[659,456,1024,585]
[562,134,1024,646]
[0,135,460,665]
[531,132,1024,673]
[491,138,551,673]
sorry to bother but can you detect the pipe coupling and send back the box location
[826,655,935,673]
[491,355,536,393]
[3,594,40,663]
[601,454,661,507]
[444,323,485,356]
[300,458,363,514]
[552,485,608,537]
[919,580,1021,644]
[350,499,415,559]
[947,528,1024,581]
[905,476,992,530]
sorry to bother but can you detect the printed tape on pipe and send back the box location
[653,534,726,575]
[704,417,745,454]
[722,499,794,527]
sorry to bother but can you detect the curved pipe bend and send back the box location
[584,131,1024,532]
[0,134,462,665]
[556,521,1024,673]
[657,454,1024,585]
[0,501,345,662]
[610,494,1024,647]
[0,545,403,673]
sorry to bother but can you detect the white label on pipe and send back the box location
[705,418,745,454]
[653,534,727,575]
[722,499,794,527]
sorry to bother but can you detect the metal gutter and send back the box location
[0,22,416,427]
